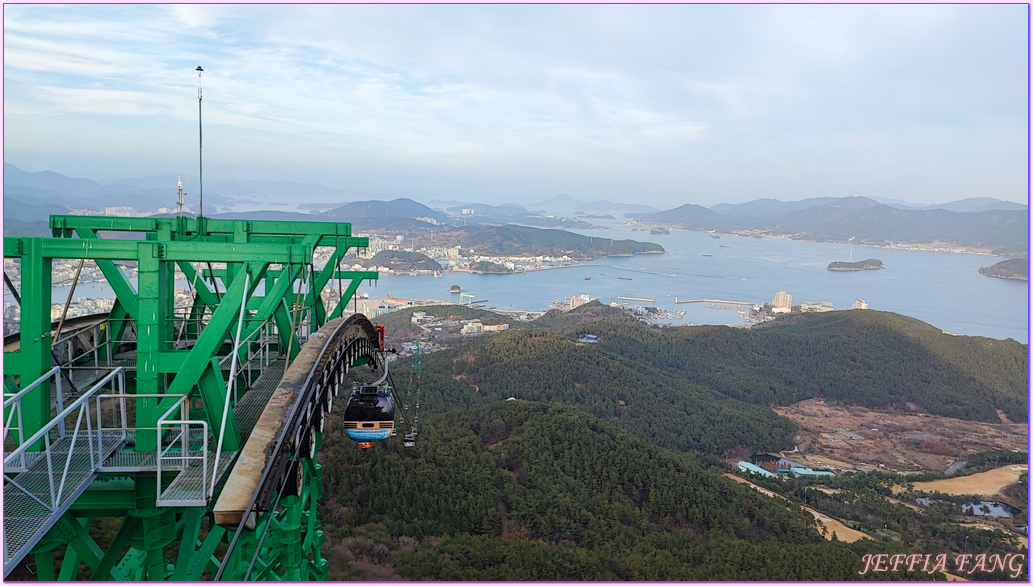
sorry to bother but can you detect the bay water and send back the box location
[370,225,1028,342]
[39,225,1028,342]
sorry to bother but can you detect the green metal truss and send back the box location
[3,214,379,580]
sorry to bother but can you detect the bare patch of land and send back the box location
[911,466,1029,497]
[772,399,1027,473]
[724,474,871,543]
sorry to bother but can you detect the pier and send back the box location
[617,296,656,303]
[675,297,751,311]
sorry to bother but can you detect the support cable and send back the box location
[3,271,21,305]
[207,261,221,303]
[175,263,202,347]
[52,259,85,346]
[284,264,303,369]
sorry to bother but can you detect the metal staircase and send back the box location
[3,368,128,574]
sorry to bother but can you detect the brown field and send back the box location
[724,474,871,543]
[911,465,1029,497]
[772,399,1028,473]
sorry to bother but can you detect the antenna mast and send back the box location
[196,66,204,218]
[177,176,184,217]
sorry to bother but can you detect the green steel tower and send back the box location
[4,214,380,580]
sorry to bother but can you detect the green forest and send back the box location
[369,250,443,272]
[460,225,664,258]
[319,401,1025,580]
[319,402,952,580]
[979,258,1029,281]
[324,303,1030,580]
[554,305,1027,422]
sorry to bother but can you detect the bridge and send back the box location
[3,214,382,580]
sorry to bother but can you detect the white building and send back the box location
[570,294,593,309]
[772,290,793,313]
[852,299,869,310]
[800,301,834,313]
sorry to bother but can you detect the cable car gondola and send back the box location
[343,383,396,441]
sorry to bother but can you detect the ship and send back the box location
[584,275,591,280]
[618,276,632,281]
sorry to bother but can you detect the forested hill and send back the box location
[415,328,796,455]
[460,224,663,258]
[369,250,442,272]
[319,402,919,580]
[564,307,1028,423]
[979,258,1029,281]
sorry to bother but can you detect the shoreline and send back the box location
[623,223,1015,257]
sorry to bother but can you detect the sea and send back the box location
[38,223,1028,342]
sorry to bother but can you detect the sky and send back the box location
[3,4,1029,209]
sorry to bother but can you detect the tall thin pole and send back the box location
[196,66,204,218]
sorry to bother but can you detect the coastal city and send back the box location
[4,223,875,338]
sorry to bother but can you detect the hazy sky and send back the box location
[3,4,1029,208]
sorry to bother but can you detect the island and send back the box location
[827,259,884,271]
[370,250,442,273]
[978,258,1028,281]
[468,260,513,274]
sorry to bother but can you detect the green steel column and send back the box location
[135,242,164,451]
[304,460,328,580]
[19,239,52,445]
[274,494,305,580]
[128,480,177,581]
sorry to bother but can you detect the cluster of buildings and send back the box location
[736,453,836,480]
[459,321,510,335]
[409,310,509,336]
[769,290,868,315]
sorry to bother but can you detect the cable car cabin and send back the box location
[403,433,416,448]
[344,384,396,441]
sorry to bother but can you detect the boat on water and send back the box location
[619,276,632,281]
[584,275,591,280]
[702,254,713,257]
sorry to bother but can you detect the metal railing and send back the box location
[156,395,209,507]
[52,318,111,369]
[3,367,125,513]
[217,317,275,404]
[4,366,67,471]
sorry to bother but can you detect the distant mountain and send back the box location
[640,203,730,229]
[4,196,68,223]
[460,225,663,258]
[862,196,1026,213]
[529,193,659,216]
[709,197,840,217]
[208,210,324,222]
[924,197,1028,214]
[325,198,449,224]
[3,164,184,213]
[444,203,529,217]
[641,196,1027,253]
[533,193,584,208]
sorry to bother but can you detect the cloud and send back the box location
[3,4,1027,207]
